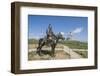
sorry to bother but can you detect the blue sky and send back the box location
[28,15,88,42]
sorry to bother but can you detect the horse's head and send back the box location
[57,32,65,40]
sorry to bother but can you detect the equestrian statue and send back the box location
[36,24,65,57]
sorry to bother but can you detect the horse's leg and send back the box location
[37,47,42,56]
[36,46,41,55]
[51,44,56,57]
[37,44,43,56]
[36,39,43,56]
[37,42,45,56]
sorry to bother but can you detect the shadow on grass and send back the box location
[28,50,70,60]
[40,50,51,56]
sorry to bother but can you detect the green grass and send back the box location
[28,38,38,44]
[74,51,88,58]
[28,39,88,49]
[60,40,88,49]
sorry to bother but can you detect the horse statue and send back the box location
[36,24,65,57]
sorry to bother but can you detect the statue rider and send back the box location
[46,24,55,46]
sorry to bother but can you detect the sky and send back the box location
[28,15,88,42]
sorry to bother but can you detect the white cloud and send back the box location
[72,27,83,34]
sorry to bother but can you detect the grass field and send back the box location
[60,40,88,49]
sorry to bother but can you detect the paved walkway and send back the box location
[62,45,83,59]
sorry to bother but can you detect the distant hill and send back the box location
[28,38,38,44]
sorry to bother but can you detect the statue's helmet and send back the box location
[48,24,52,29]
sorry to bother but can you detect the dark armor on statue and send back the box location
[46,24,55,46]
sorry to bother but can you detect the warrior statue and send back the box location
[46,24,56,46]
[36,24,65,57]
